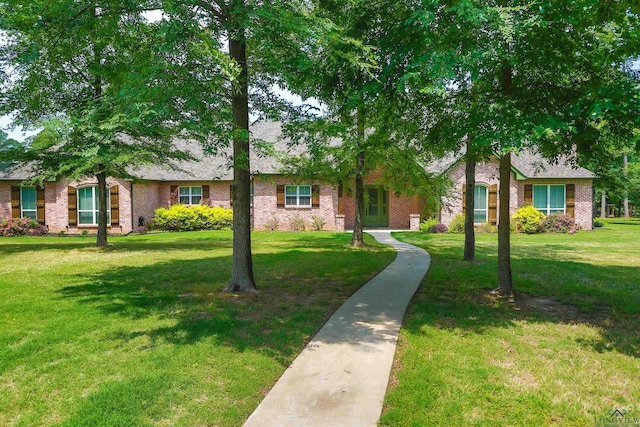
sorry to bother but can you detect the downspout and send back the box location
[130,181,134,232]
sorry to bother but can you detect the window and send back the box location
[78,186,110,225]
[474,185,488,223]
[533,184,565,215]
[285,185,311,207]
[20,187,37,220]
[179,186,202,205]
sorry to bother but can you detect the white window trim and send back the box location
[285,185,312,208]
[473,184,488,224]
[533,184,566,216]
[20,187,37,220]
[78,186,110,226]
[179,186,202,206]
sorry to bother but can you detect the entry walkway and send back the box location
[243,231,431,427]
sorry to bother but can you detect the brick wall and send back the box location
[441,159,594,230]
[441,159,517,225]
[517,179,593,230]
[253,176,339,231]
[341,170,426,230]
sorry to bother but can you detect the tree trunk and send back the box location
[623,153,629,218]
[496,152,513,295]
[463,139,476,261]
[225,7,257,292]
[600,192,607,218]
[96,168,108,247]
[350,98,366,247]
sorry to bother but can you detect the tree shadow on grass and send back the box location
[56,244,395,366]
[401,242,639,359]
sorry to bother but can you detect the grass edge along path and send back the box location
[0,231,395,427]
[381,225,640,427]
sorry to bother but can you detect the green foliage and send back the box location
[448,214,466,234]
[513,206,545,234]
[154,205,232,232]
[540,213,581,234]
[593,219,604,228]
[288,214,306,232]
[419,217,438,232]
[310,215,326,231]
[475,222,497,234]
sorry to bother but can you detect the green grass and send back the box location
[381,225,640,427]
[0,231,395,427]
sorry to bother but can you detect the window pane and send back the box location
[549,185,565,209]
[299,196,311,206]
[179,187,190,195]
[285,196,297,206]
[285,186,297,196]
[79,212,94,225]
[23,211,37,220]
[179,196,190,204]
[474,186,487,210]
[21,187,37,210]
[78,187,94,210]
[474,211,487,223]
[533,185,547,209]
[298,186,311,196]
[192,196,202,205]
[191,187,202,196]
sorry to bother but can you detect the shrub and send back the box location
[448,214,465,234]
[154,204,233,232]
[310,215,326,231]
[593,219,604,228]
[1,217,48,237]
[419,217,438,232]
[264,216,280,231]
[541,213,581,233]
[429,223,448,233]
[289,214,306,231]
[475,222,497,233]
[512,205,545,234]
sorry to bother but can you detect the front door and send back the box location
[364,186,389,227]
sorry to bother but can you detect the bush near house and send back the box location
[154,204,233,231]
[540,213,581,234]
[448,214,466,234]
[513,205,546,234]
[419,217,438,232]
[0,218,48,237]
[429,223,449,233]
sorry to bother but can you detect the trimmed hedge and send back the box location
[154,204,233,232]
[513,205,545,234]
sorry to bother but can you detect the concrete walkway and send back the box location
[243,231,431,427]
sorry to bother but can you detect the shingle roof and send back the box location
[0,122,595,181]
[130,121,293,181]
[511,151,596,179]
[424,149,596,179]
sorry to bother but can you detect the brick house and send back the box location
[0,122,594,233]
[439,152,596,230]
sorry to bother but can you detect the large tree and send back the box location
[0,1,191,247]
[159,0,371,287]
[412,1,639,294]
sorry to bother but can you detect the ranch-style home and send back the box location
[0,121,595,233]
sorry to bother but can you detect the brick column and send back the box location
[410,214,421,231]
[335,214,345,232]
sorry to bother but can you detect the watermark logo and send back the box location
[595,409,640,427]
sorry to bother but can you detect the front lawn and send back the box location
[0,231,395,427]
[382,225,640,426]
